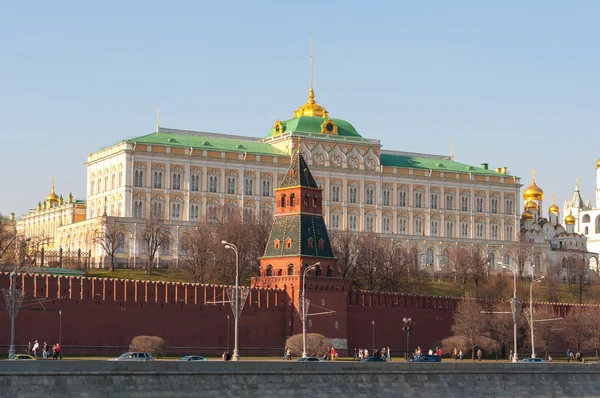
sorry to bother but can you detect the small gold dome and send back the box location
[565,211,576,225]
[293,88,329,118]
[523,178,544,200]
[522,210,535,220]
[46,186,59,203]
[524,200,538,210]
[597,158,600,169]
[549,203,560,213]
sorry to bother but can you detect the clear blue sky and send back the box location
[1,1,598,218]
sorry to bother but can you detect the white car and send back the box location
[109,352,154,361]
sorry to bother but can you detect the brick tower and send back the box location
[251,149,349,349]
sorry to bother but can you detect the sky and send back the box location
[1,1,599,218]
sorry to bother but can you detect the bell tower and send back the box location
[252,148,349,349]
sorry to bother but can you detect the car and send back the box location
[7,354,36,360]
[520,357,546,363]
[179,355,207,361]
[296,357,323,362]
[407,354,442,363]
[361,356,387,362]
[109,352,154,361]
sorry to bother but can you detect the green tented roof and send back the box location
[126,132,287,156]
[278,151,318,189]
[262,215,335,259]
[380,153,507,176]
[266,116,362,138]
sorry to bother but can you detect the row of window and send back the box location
[90,172,124,196]
[131,200,272,223]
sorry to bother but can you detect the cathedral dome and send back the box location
[564,211,576,225]
[524,200,538,211]
[46,185,59,203]
[523,178,544,201]
[549,202,560,214]
[522,210,535,220]
[596,158,600,169]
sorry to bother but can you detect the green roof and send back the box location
[263,215,335,259]
[266,116,362,138]
[127,132,286,156]
[380,153,507,176]
[278,151,318,189]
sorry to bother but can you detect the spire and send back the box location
[278,149,318,189]
[156,104,161,133]
[293,38,329,118]
[571,177,584,209]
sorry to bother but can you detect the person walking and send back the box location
[32,341,39,359]
[42,342,48,359]
[26,342,31,355]
[387,347,391,361]
[286,347,292,360]
[55,343,62,360]
[477,349,482,361]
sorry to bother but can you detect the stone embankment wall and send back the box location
[0,361,598,398]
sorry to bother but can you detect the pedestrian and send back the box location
[358,348,363,360]
[459,350,464,360]
[286,347,292,360]
[548,355,553,362]
[32,340,39,359]
[26,341,31,355]
[364,348,369,359]
[509,349,513,361]
[353,348,358,361]
[52,344,57,359]
[42,342,48,359]
[330,347,336,361]
[477,349,482,361]
[387,347,391,361]
[566,348,571,362]
[56,343,61,360]
[437,347,443,357]
[283,346,287,360]
[428,348,433,355]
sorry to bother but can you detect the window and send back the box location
[90,208,95,218]
[243,207,254,223]
[383,189,391,206]
[97,177,102,193]
[104,176,109,192]
[307,237,314,249]
[398,191,407,207]
[133,201,143,218]
[209,176,218,193]
[172,173,181,190]
[476,223,484,239]
[286,238,293,249]
[415,192,422,208]
[426,248,434,265]
[446,194,454,210]
[505,199,514,215]
[118,171,123,188]
[171,203,181,220]
[491,198,498,214]
[398,218,407,234]
[349,187,358,203]
[318,239,325,251]
[90,179,95,195]
[190,204,200,221]
[288,265,294,276]
[489,253,496,269]
[366,188,374,205]
[280,194,286,208]
[596,215,600,233]
[491,224,499,239]
[153,172,163,189]
[134,170,144,187]
[331,185,340,202]
[461,196,469,212]
[331,214,340,230]
[383,217,391,233]
[162,237,171,255]
[505,225,513,240]
[225,206,235,223]
[446,221,453,238]
[431,194,438,210]
[366,216,374,232]
[476,197,484,212]
[431,220,439,236]
[191,174,200,191]
[585,226,589,234]
[153,202,162,217]
[116,232,126,253]
[461,222,469,238]
[414,219,423,235]
[244,178,253,195]
[349,215,358,231]
[227,177,236,194]
[290,193,296,207]
[503,254,511,266]
[111,174,116,190]
[262,180,271,196]
[208,205,218,222]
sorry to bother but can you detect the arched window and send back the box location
[280,194,286,208]
[489,253,496,269]
[583,214,591,223]
[585,226,589,235]
[116,232,126,253]
[286,238,293,249]
[315,265,322,277]
[304,194,309,207]
[596,215,600,233]
[289,193,296,207]
[313,196,317,207]
[277,269,283,276]
[503,253,511,266]
[274,239,280,249]
[266,265,273,276]
[307,238,314,250]
[318,239,324,251]
[288,264,294,276]
[326,266,333,277]
[426,248,434,265]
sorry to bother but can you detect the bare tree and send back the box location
[450,247,471,297]
[511,236,535,278]
[529,307,562,359]
[451,299,496,359]
[0,215,17,265]
[380,244,409,293]
[355,234,386,291]
[561,310,590,352]
[94,215,126,272]
[141,211,170,276]
[178,223,216,283]
[563,251,589,304]
[470,247,488,298]
[330,232,360,288]
[586,307,600,359]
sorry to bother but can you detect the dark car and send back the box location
[520,357,546,363]
[407,354,442,363]
[297,357,323,362]
[179,355,207,361]
[361,356,387,362]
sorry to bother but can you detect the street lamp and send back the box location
[8,237,30,357]
[59,310,62,345]
[372,320,375,352]
[402,317,412,359]
[222,240,240,361]
[301,262,319,358]
[530,276,544,358]
[227,314,230,353]
[502,264,519,363]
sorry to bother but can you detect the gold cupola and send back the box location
[524,200,538,211]
[293,88,329,118]
[523,170,544,201]
[46,179,59,204]
[522,210,535,220]
[596,158,600,169]
[564,210,576,225]
[549,196,560,214]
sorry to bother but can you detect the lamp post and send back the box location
[301,262,319,358]
[8,237,30,358]
[227,314,230,353]
[530,276,544,358]
[402,317,412,359]
[59,310,62,345]
[222,240,240,361]
[372,320,375,352]
[502,264,519,363]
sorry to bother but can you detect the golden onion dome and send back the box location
[523,178,544,200]
[565,211,576,225]
[293,88,329,118]
[524,200,538,210]
[522,210,535,220]
[549,202,560,214]
[46,185,59,203]
[597,158,600,169]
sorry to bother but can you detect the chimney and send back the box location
[481,163,489,170]
[9,213,15,221]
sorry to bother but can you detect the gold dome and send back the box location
[524,200,538,210]
[293,88,329,118]
[46,185,59,203]
[549,203,560,213]
[564,211,576,225]
[523,178,544,200]
[597,158,600,169]
[522,210,535,220]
